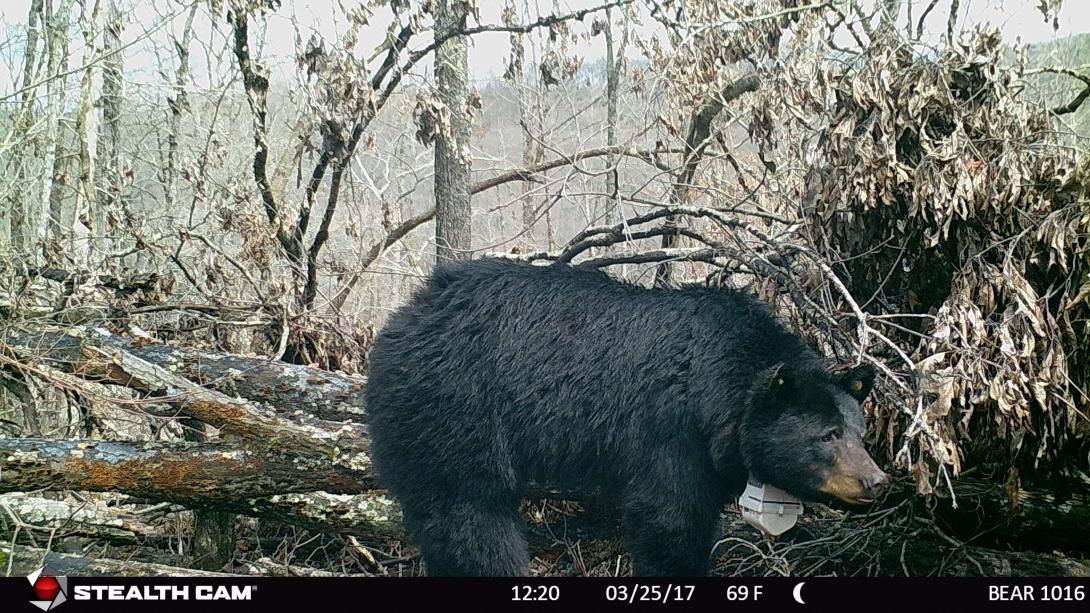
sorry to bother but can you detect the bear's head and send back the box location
[738,362,890,505]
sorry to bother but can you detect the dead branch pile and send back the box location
[789,29,1090,491]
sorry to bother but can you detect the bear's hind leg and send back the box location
[408,498,529,577]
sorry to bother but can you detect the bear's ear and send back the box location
[753,362,796,405]
[837,364,875,402]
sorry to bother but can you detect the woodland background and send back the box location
[0,0,1089,577]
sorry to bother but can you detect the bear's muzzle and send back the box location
[819,439,890,504]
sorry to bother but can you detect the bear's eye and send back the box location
[820,428,840,443]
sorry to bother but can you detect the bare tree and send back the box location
[433,1,474,262]
[32,0,75,262]
[602,7,620,223]
[0,0,45,256]
[91,0,126,264]
[652,74,758,287]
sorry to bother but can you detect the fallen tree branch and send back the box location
[2,326,367,422]
[240,492,404,541]
[0,438,372,503]
[0,492,159,544]
[2,327,371,467]
[18,268,169,297]
[2,544,234,576]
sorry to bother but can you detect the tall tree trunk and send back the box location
[26,0,74,263]
[160,5,197,215]
[517,83,544,247]
[92,0,125,265]
[433,0,473,262]
[653,74,758,287]
[2,0,45,258]
[52,0,103,268]
[603,7,620,224]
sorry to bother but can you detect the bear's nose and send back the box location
[864,471,891,499]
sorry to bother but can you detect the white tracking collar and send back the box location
[737,478,804,536]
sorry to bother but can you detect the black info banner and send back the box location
[1,576,1087,612]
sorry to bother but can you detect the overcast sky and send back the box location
[0,0,1086,96]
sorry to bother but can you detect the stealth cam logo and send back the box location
[26,567,68,610]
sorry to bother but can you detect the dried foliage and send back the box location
[788,29,1089,490]
[635,2,1090,492]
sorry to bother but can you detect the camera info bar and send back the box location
[3,576,1087,612]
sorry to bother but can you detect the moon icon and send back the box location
[792,581,806,605]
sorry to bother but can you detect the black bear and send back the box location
[365,258,889,576]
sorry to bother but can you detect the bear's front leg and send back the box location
[621,475,722,576]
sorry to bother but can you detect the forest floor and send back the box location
[4,484,1088,577]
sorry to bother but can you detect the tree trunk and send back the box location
[52,0,103,268]
[433,0,473,262]
[0,0,45,257]
[603,7,620,223]
[516,61,545,246]
[91,0,125,264]
[26,0,74,262]
[185,421,237,571]
[653,74,758,287]
[160,4,197,217]
[191,507,236,571]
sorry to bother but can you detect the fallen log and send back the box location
[3,493,1087,577]
[4,327,1090,569]
[930,477,1090,555]
[1,544,233,577]
[2,329,371,468]
[0,493,159,544]
[902,541,1090,577]
[5,436,1090,558]
[1,326,367,422]
[0,438,372,503]
[236,557,369,576]
[240,492,404,542]
[0,438,399,538]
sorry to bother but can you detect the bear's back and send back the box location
[365,258,814,487]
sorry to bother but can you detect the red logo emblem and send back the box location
[26,567,67,610]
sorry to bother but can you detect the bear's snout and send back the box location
[820,439,890,504]
[863,469,891,499]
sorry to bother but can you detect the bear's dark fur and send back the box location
[366,258,888,576]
